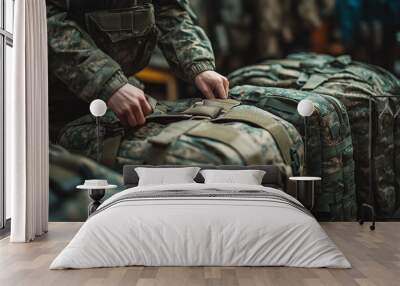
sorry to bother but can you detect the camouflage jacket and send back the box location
[46,0,215,104]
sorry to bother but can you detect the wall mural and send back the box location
[47,0,400,222]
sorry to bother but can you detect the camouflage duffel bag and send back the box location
[228,53,400,218]
[50,144,123,221]
[229,85,356,220]
[58,98,304,186]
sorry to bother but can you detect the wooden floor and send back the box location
[0,222,399,286]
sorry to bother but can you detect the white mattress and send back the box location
[50,183,351,269]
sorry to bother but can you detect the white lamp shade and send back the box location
[297,99,315,117]
[90,99,107,117]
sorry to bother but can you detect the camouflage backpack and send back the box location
[58,98,304,187]
[229,86,356,220]
[228,53,400,218]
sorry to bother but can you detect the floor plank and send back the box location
[0,222,399,286]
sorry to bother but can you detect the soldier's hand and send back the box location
[108,84,152,127]
[195,71,229,99]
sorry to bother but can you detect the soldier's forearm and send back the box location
[155,0,216,83]
[97,71,129,103]
[98,73,145,103]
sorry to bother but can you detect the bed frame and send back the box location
[123,165,285,190]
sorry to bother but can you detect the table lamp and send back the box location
[297,99,315,175]
[90,99,107,162]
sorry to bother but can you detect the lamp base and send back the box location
[88,189,105,216]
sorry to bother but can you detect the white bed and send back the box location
[50,183,351,269]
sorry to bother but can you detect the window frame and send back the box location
[0,0,13,232]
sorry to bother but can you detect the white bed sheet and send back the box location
[50,183,351,269]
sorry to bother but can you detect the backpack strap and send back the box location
[264,59,301,69]
[146,120,264,165]
[146,99,239,124]
[202,98,241,111]
[101,134,123,168]
[302,74,328,90]
[146,94,158,111]
[182,104,222,118]
[148,120,201,146]
[186,123,264,165]
[213,107,294,166]
[144,121,202,164]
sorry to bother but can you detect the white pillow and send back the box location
[200,169,266,185]
[135,167,200,186]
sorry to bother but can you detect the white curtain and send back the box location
[7,0,49,242]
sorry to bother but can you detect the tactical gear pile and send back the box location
[229,53,400,219]
[58,98,304,181]
[52,99,306,221]
[50,53,399,221]
[56,89,356,221]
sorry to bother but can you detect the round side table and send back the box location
[77,184,117,216]
[289,176,321,210]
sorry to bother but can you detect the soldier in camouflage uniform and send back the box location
[47,0,231,221]
[47,0,229,140]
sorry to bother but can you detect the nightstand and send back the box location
[289,176,321,210]
[77,180,117,216]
